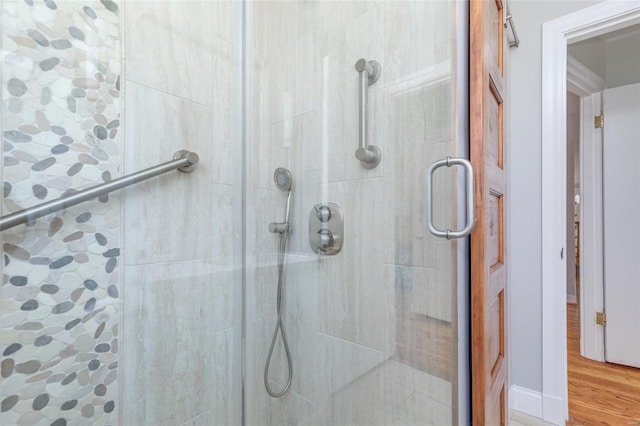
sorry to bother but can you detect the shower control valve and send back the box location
[309,203,343,256]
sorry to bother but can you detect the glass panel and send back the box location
[1,1,243,425]
[1,0,463,425]
[245,1,461,425]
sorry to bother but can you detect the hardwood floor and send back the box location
[567,294,640,425]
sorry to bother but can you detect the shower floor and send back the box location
[300,359,452,426]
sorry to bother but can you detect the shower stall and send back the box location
[0,0,470,424]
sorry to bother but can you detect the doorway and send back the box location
[541,3,640,424]
[565,54,640,421]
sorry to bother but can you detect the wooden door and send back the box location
[603,83,640,368]
[470,0,508,424]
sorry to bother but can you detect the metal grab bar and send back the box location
[426,157,475,240]
[0,150,199,231]
[354,58,382,169]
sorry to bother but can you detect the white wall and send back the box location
[508,0,603,394]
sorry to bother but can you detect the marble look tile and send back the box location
[251,1,318,124]
[244,319,262,426]
[245,189,273,321]
[211,35,239,186]
[383,1,453,86]
[383,80,455,268]
[312,333,384,424]
[258,258,318,401]
[256,387,315,426]
[316,332,384,398]
[318,179,385,350]
[125,0,214,105]
[384,359,452,407]
[307,359,453,426]
[211,1,236,44]
[320,365,385,426]
[123,82,230,265]
[122,260,235,425]
[388,385,451,426]
[259,3,295,124]
[386,264,452,323]
[245,315,317,426]
[251,111,321,189]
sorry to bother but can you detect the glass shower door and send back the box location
[245,1,468,425]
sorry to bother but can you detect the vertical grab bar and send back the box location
[426,157,475,239]
[354,58,382,169]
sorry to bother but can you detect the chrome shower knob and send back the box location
[317,228,334,252]
[315,205,332,223]
[309,203,343,255]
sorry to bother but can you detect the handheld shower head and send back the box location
[269,167,293,234]
[274,168,292,192]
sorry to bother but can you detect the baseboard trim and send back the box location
[509,385,542,419]
[542,393,567,425]
[567,294,577,304]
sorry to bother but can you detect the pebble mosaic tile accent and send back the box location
[1,0,121,424]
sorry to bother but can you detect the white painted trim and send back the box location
[567,294,577,305]
[509,385,542,419]
[542,393,566,426]
[567,55,606,97]
[541,2,640,424]
[579,94,605,363]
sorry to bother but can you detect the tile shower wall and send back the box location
[1,1,122,425]
[246,1,458,425]
[121,1,240,425]
[2,0,241,425]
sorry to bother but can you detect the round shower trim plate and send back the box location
[174,150,199,173]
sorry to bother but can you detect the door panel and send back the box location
[471,0,508,423]
[603,83,640,368]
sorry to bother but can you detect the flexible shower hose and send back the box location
[264,231,293,398]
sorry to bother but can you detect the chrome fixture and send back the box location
[505,1,520,48]
[426,157,475,239]
[309,203,344,255]
[268,167,292,235]
[0,150,199,232]
[355,58,381,169]
[264,167,293,398]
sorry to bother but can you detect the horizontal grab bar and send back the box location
[0,150,199,232]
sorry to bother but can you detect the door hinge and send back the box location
[594,114,604,128]
[596,311,607,327]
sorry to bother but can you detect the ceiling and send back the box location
[568,23,640,88]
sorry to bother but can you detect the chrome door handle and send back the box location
[426,157,475,239]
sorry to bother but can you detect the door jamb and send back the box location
[541,3,640,424]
